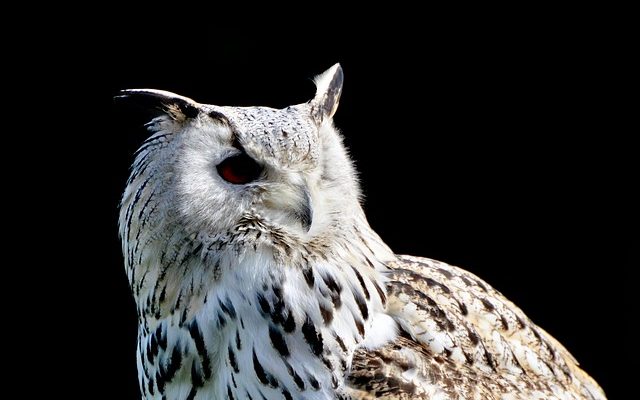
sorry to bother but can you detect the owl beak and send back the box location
[295,187,313,232]
[262,181,313,233]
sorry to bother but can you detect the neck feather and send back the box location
[125,207,395,398]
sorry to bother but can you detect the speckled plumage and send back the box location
[118,64,606,400]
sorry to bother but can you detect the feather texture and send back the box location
[118,64,606,399]
[347,256,606,399]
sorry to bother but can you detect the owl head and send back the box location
[119,64,360,245]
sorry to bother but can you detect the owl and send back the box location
[118,64,606,400]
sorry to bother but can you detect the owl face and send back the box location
[168,103,320,237]
[120,65,354,242]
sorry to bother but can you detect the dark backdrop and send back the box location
[50,14,634,400]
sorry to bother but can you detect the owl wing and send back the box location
[346,255,606,400]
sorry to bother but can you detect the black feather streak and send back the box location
[284,360,305,390]
[191,359,204,388]
[269,325,290,357]
[217,312,227,328]
[302,267,314,287]
[319,303,333,324]
[308,374,320,390]
[335,335,347,352]
[481,297,494,311]
[156,346,182,393]
[282,312,296,333]
[228,345,239,373]
[227,385,235,400]
[322,273,342,295]
[353,291,369,320]
[302,316,324,356]
[188,321,212,379]
[219,296,237,319]
[371,278,387,306]
[186,386,197,400]
[351,266,370,300]
[424,277,451,294]
[257,293,270,314]
[253,349,279,388]
[355,319,365,336]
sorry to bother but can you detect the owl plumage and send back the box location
[118,64,606,400]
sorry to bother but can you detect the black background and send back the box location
[38,10,634,399]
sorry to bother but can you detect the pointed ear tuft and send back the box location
[114,89,201,121]
[311,63,343,125]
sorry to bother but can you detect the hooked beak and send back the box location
[295,187,313,232]
[261,180,313,234]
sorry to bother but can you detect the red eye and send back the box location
[217,153,263,184]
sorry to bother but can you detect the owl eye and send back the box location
[217,153,263,184]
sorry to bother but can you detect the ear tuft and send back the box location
[115,89,201,121]
[311,63,343,125]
